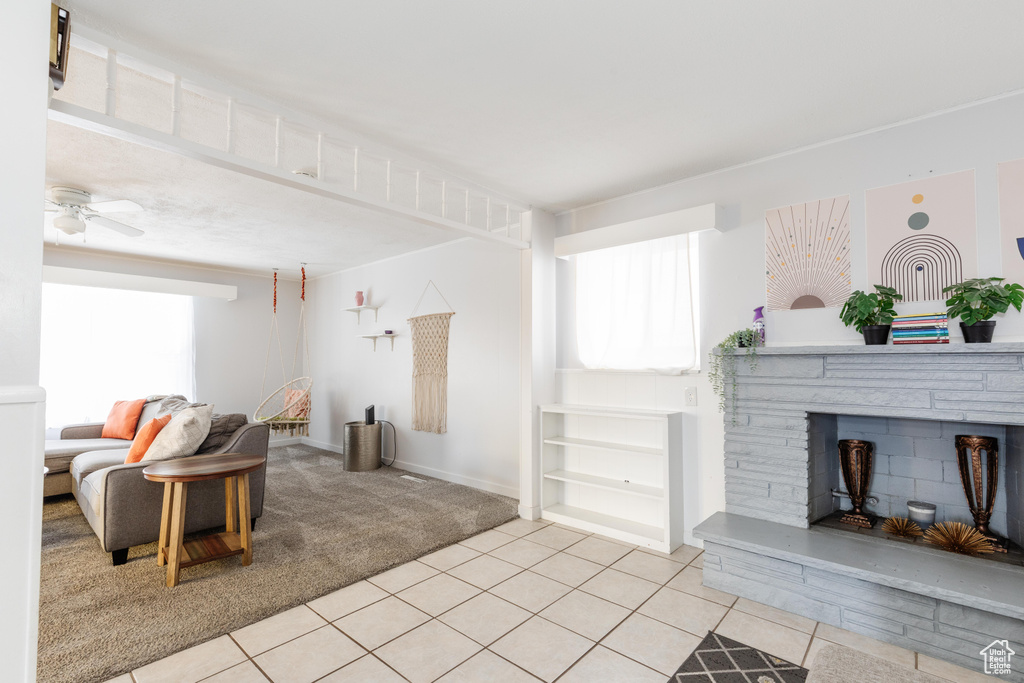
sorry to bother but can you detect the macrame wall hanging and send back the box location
[408,281,455,434]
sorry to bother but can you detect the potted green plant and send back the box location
[839,285,903,345]
[943,277,1024,343]
[709,328,760,420]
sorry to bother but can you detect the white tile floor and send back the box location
[111,518,992,683]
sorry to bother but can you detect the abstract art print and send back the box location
[765,194,851,311]
[998,158,1024,284]
[865,170,977,302]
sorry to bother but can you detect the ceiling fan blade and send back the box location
[85,214,144,237]
[87,199,143,213]
[44,199,59,212]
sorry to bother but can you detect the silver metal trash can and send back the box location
[343,421,382,471]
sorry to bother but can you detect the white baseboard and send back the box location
[299,436,343,455]
[291,437,517,499]
[388,458,518,499]
[270,436,304,447]
[518,504,541,520]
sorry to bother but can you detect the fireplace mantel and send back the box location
[724,341,1024,355]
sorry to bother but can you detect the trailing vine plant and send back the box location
[709,328,761,422]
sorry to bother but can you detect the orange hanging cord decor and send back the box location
[254,266,312,437]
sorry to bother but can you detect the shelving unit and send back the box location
[360,333,397,351]
[539,403,683,552]
[345,305,380,324]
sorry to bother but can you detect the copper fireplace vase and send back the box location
[954,435,1000,539]
[838,439,875,528]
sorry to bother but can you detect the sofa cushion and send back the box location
[71,449,133,488]
[45,438,133,473]
[159,395,209,415]
[197,413,248,453]
[101,399,147,440]
[143,405,214,461]
[135,396,175,436]
[126,414,173,463]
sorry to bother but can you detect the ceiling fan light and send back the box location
[53,211,86,234]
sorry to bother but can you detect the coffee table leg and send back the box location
[167,482,188,587]
[157,482,173,566]
[237,473,252,566]
[224,476,237,533]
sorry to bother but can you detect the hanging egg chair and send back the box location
[254,266,312,437]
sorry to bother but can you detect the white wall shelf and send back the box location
[539,403,683,552]
[542,503,664,543]
[542,469,664,499]
[542,436,663,457]
[360,332,396,351]
[345,305,380,324]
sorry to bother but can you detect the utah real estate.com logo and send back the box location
[980,639,1015,676]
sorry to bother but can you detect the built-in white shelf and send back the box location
[539,403,683,552]
[543,469,663,499]
[360,333,397,351]
[542,503,664,544]
[540,403,677,421]
[345,305,380,324]
[543,436,662,457]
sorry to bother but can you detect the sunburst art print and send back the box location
[765,195,852,312]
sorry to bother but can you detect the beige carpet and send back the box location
[37,444,518,683]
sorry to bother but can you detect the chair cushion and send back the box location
[70,449,132,488]
[101,399,147,440]
[143,405,214,461]
[45,438,133,473]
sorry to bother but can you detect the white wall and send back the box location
[41,248,302,418]
[0,1,49,679]
[308,238,521,497]
[557,91,1024,544]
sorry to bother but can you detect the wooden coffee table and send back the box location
[143,452,266,587]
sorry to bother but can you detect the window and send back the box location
[40,283,195,428]
[575,232,700,371]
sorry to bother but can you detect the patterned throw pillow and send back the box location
[284,388,310,418]
[142,405,214,461]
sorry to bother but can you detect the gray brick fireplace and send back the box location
[695,344,1024,679]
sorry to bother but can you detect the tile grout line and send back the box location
[800,622,821,668]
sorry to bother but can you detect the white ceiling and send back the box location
[48,1,1024,272]
[45,121,455,277]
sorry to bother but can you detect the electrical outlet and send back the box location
[684,386,698,407]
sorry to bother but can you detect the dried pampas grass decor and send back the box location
[881,517,923,538]
[923,521,994,556]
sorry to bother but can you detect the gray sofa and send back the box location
[70,420,269,565]
[54,396,271,565]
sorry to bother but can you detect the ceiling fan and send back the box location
[44,186,144,237]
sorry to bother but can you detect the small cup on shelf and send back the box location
[907,500,936,529]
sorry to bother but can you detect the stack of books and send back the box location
[891,313,949,344]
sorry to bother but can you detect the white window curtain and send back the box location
[575,232,700,371]
[40,283,196,428]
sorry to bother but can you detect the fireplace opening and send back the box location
[808,413,1024,567]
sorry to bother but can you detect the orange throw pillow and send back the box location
[125,414,172,464]
[101,399,147,440]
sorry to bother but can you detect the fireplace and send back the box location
[695,344,1024,680]
[808,413,1024,558]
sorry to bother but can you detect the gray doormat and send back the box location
[37,444,518,683]
[671,632,809,682]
